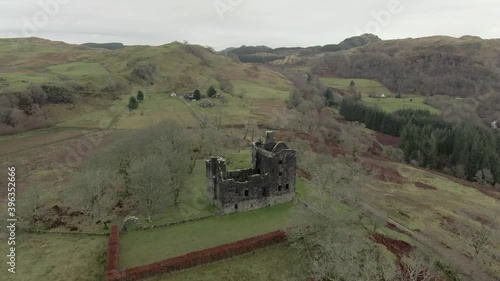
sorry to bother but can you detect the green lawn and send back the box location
[152,245,300,281]
[119,202,302,270]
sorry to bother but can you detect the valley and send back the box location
[0,35,499,281]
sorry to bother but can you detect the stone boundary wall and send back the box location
[105,226,287,281]
[137,214,218,232]
[21,227,110,236]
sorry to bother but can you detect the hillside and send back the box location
[0,38,293,134]
[225,35,500,125]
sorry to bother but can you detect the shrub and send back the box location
[475,169,494,186]
[131,64,156,83]
[383,146,404,162]
[106,225,120,281]
[41,85,74,104]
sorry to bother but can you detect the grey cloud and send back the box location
[0,0,498,50]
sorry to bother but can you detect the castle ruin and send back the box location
[206,131,296,214]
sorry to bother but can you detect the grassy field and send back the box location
[232,80,289,100]
[0,127,92,155]
[320,77,440,113]
[0,233,107,281]
[48,62,110,77]
[56,93,199,130]
[363,95,440,113]
[152,245,299,281]
[119,202,302,270]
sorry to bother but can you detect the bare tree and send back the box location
[338,122,375,158]
[18,185,47,227]
[70,169,119,227]
[130,155,173,222]
[200,126,226,157]
[288,155,394,280]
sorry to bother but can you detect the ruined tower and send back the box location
[206,131,296,214]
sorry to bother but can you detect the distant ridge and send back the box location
[82,42,124,50]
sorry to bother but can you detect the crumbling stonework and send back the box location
[206,131,296,214]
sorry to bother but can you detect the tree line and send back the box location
[340,98,500,185]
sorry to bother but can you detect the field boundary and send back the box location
[105,225,287,281]
[134,214,218,232]
[21,227,110,236]
[106,225,121,280]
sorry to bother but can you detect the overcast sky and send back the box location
[0,0,499,50]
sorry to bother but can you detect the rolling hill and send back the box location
[0,37,293,134]
[225,34,500,125]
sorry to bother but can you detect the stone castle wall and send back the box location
[206,132,296,214]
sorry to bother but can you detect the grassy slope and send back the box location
[364,158,500,278]
[0,38,293,146]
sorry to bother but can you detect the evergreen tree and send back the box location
[128,96,139,110]
[324,88,335,107]
[207,86,217,98]
[137,91,144,102]
[380,115,402,137]
[193,89,201,100]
